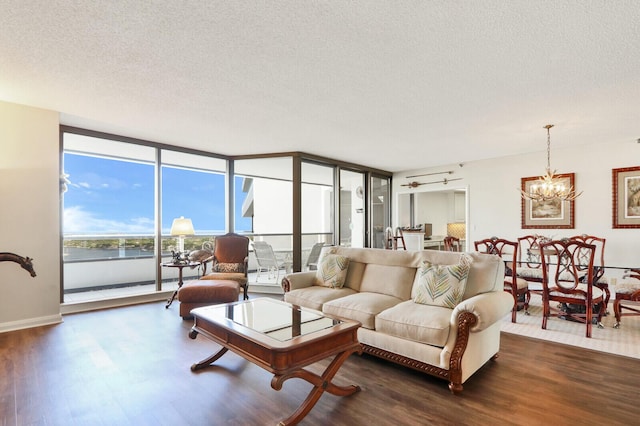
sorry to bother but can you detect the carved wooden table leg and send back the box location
[271,347,361,426]
[190,346,229,371]
[189,330,229,371]
[187,299,362,425]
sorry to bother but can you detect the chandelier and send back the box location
[520,124,582,202]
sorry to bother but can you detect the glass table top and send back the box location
[195,298,341,342]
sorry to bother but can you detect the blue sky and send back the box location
[63,153,251,235]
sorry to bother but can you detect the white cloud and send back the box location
[63,206,154,234]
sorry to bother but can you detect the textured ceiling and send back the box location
[1,1,638,172]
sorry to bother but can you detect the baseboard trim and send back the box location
[60,291,172,315]
[0,313,63,333]
[248,284,284,295]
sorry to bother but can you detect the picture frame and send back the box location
[520,173,575,229]
[612,166,640,228]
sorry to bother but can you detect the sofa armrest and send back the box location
[451,291,513,332]
[281,271,317,292]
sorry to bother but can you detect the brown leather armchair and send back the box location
[199,233,250,300]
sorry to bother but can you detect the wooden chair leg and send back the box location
[613,299,622,328]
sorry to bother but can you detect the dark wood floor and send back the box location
[2,300,639,426]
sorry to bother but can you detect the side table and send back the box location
[162,261,201,308]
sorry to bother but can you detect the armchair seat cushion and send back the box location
[201,271,247,285]
[375,300,451,347]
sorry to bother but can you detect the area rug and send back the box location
[500,296,640,360]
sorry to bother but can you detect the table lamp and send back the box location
[170,216,195,253]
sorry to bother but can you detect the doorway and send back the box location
[397,188,468,251]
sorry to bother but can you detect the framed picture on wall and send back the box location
[612,166,640,228]
[520,173,575,229]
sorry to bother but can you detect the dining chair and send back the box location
[474,237,530,323]
[384,227,406,250]
[568,234,609,310]
[515,234,551,295]
[539,239,605,338]
[199,233,250,300]
[613,268,640,328]
[253,241,292,283]
[443,236,462,252]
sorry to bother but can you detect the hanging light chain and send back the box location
[544,124,553,172]
[520,124,582,202]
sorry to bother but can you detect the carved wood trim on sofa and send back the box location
[361,311,479,395]
[281,277,291,293]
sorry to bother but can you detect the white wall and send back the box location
[0,101,62,331]
[415,191,450,236]
[393,139,640,277]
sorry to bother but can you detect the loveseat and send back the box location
[281,246,513,393]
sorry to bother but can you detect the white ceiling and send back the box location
[1,1,638,172]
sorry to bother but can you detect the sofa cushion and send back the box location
[322,292,403,329]
[343,260,365,291]
[322,246,425,293]
[284,286,357,311]
[463,252,503,298]
[314,253,350,288]
[414,251,503,300]
[413,253,472,308]
[359,264,416,300]
[375,300,452,347]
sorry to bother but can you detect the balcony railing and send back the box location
[62,233,332,296]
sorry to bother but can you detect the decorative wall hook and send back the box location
[0,252,37,277]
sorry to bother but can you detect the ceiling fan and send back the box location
[401,178,462,188]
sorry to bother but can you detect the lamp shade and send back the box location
[447,222,466,240]
[170,216,195,236]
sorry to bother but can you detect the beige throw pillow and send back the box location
[315,254,350,288]
[413,253,473,308]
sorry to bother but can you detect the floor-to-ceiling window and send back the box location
[301,161,335,262]
[160,150,227,250]
[62,128,392,304]
[61,130,231,302]
[234,157,293,285]
[339,170,365,248]
[62,133,157,299]
[370,175,391,248]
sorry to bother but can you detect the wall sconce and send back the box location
[170,216,195,253]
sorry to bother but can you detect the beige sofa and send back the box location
[281,246,513,393]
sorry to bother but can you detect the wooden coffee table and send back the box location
[188,298,362,425]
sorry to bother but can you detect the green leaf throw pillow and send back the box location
[315,254,350,288]
[414,253,473,308]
